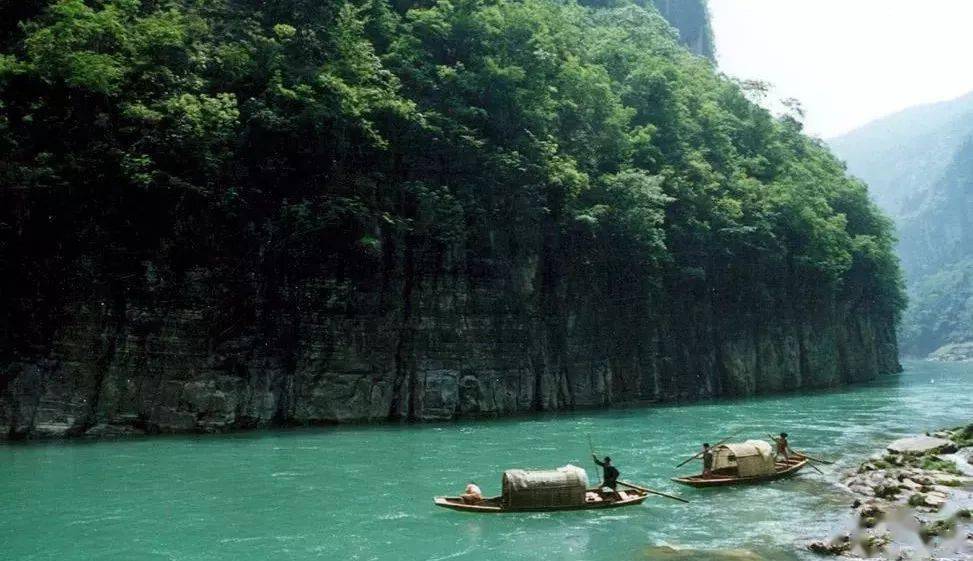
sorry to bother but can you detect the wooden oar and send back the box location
[675,430,742,468]
[618,480,690,504]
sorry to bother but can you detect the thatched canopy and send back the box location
[501,465,589,508]
[712,440,775,477]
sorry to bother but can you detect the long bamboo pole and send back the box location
[805,461,825,475]
[618,480,690,504]
[675,430,742,468]
[793,451,834,465]
[587,433,603,481]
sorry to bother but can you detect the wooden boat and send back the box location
[434,486,649,513]
[434,465,652,513]
[671,456,808,488]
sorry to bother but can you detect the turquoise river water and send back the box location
[2,360,971,561]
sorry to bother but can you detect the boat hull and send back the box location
[671,458,809,488]
[433,488,649,513]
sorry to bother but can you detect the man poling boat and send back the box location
[587,434,690,504]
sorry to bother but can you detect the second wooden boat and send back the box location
[672,456,808,488]
[672,440,809,488]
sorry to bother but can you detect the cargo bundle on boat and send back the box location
[502,464,588,509]
[434,465,650,513]
[672,440,807,487]
[715,441,776,476]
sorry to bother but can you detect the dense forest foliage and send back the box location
[0,0,902,402]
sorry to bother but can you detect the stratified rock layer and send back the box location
[0,239,900,438]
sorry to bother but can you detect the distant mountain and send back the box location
[830,92,973,218]
[830,93,973,357]
[897,136,973,281]
[895,137,973,356]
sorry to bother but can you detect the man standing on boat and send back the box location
[772,433,791,461]
[701,443,713,475]
[592,455,620,491]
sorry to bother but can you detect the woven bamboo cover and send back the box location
[712,440,775,476]
[501,465,588,508]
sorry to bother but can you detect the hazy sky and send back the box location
[709,0,973,139]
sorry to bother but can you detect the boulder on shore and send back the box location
[887,436,953,455]
[807,534,851,556]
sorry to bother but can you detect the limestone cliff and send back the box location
[0,0,901,439]
[651,0,716,60]
[0,215,899,439]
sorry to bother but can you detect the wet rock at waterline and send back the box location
[888,436,956,455]
[812,426,973,559]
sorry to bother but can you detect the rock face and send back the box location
[0,0,900,439]
[0,233,900,438]
[651,0,716,60]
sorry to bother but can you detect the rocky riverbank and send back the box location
[808,424,973,559]
[929,343,973,363]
